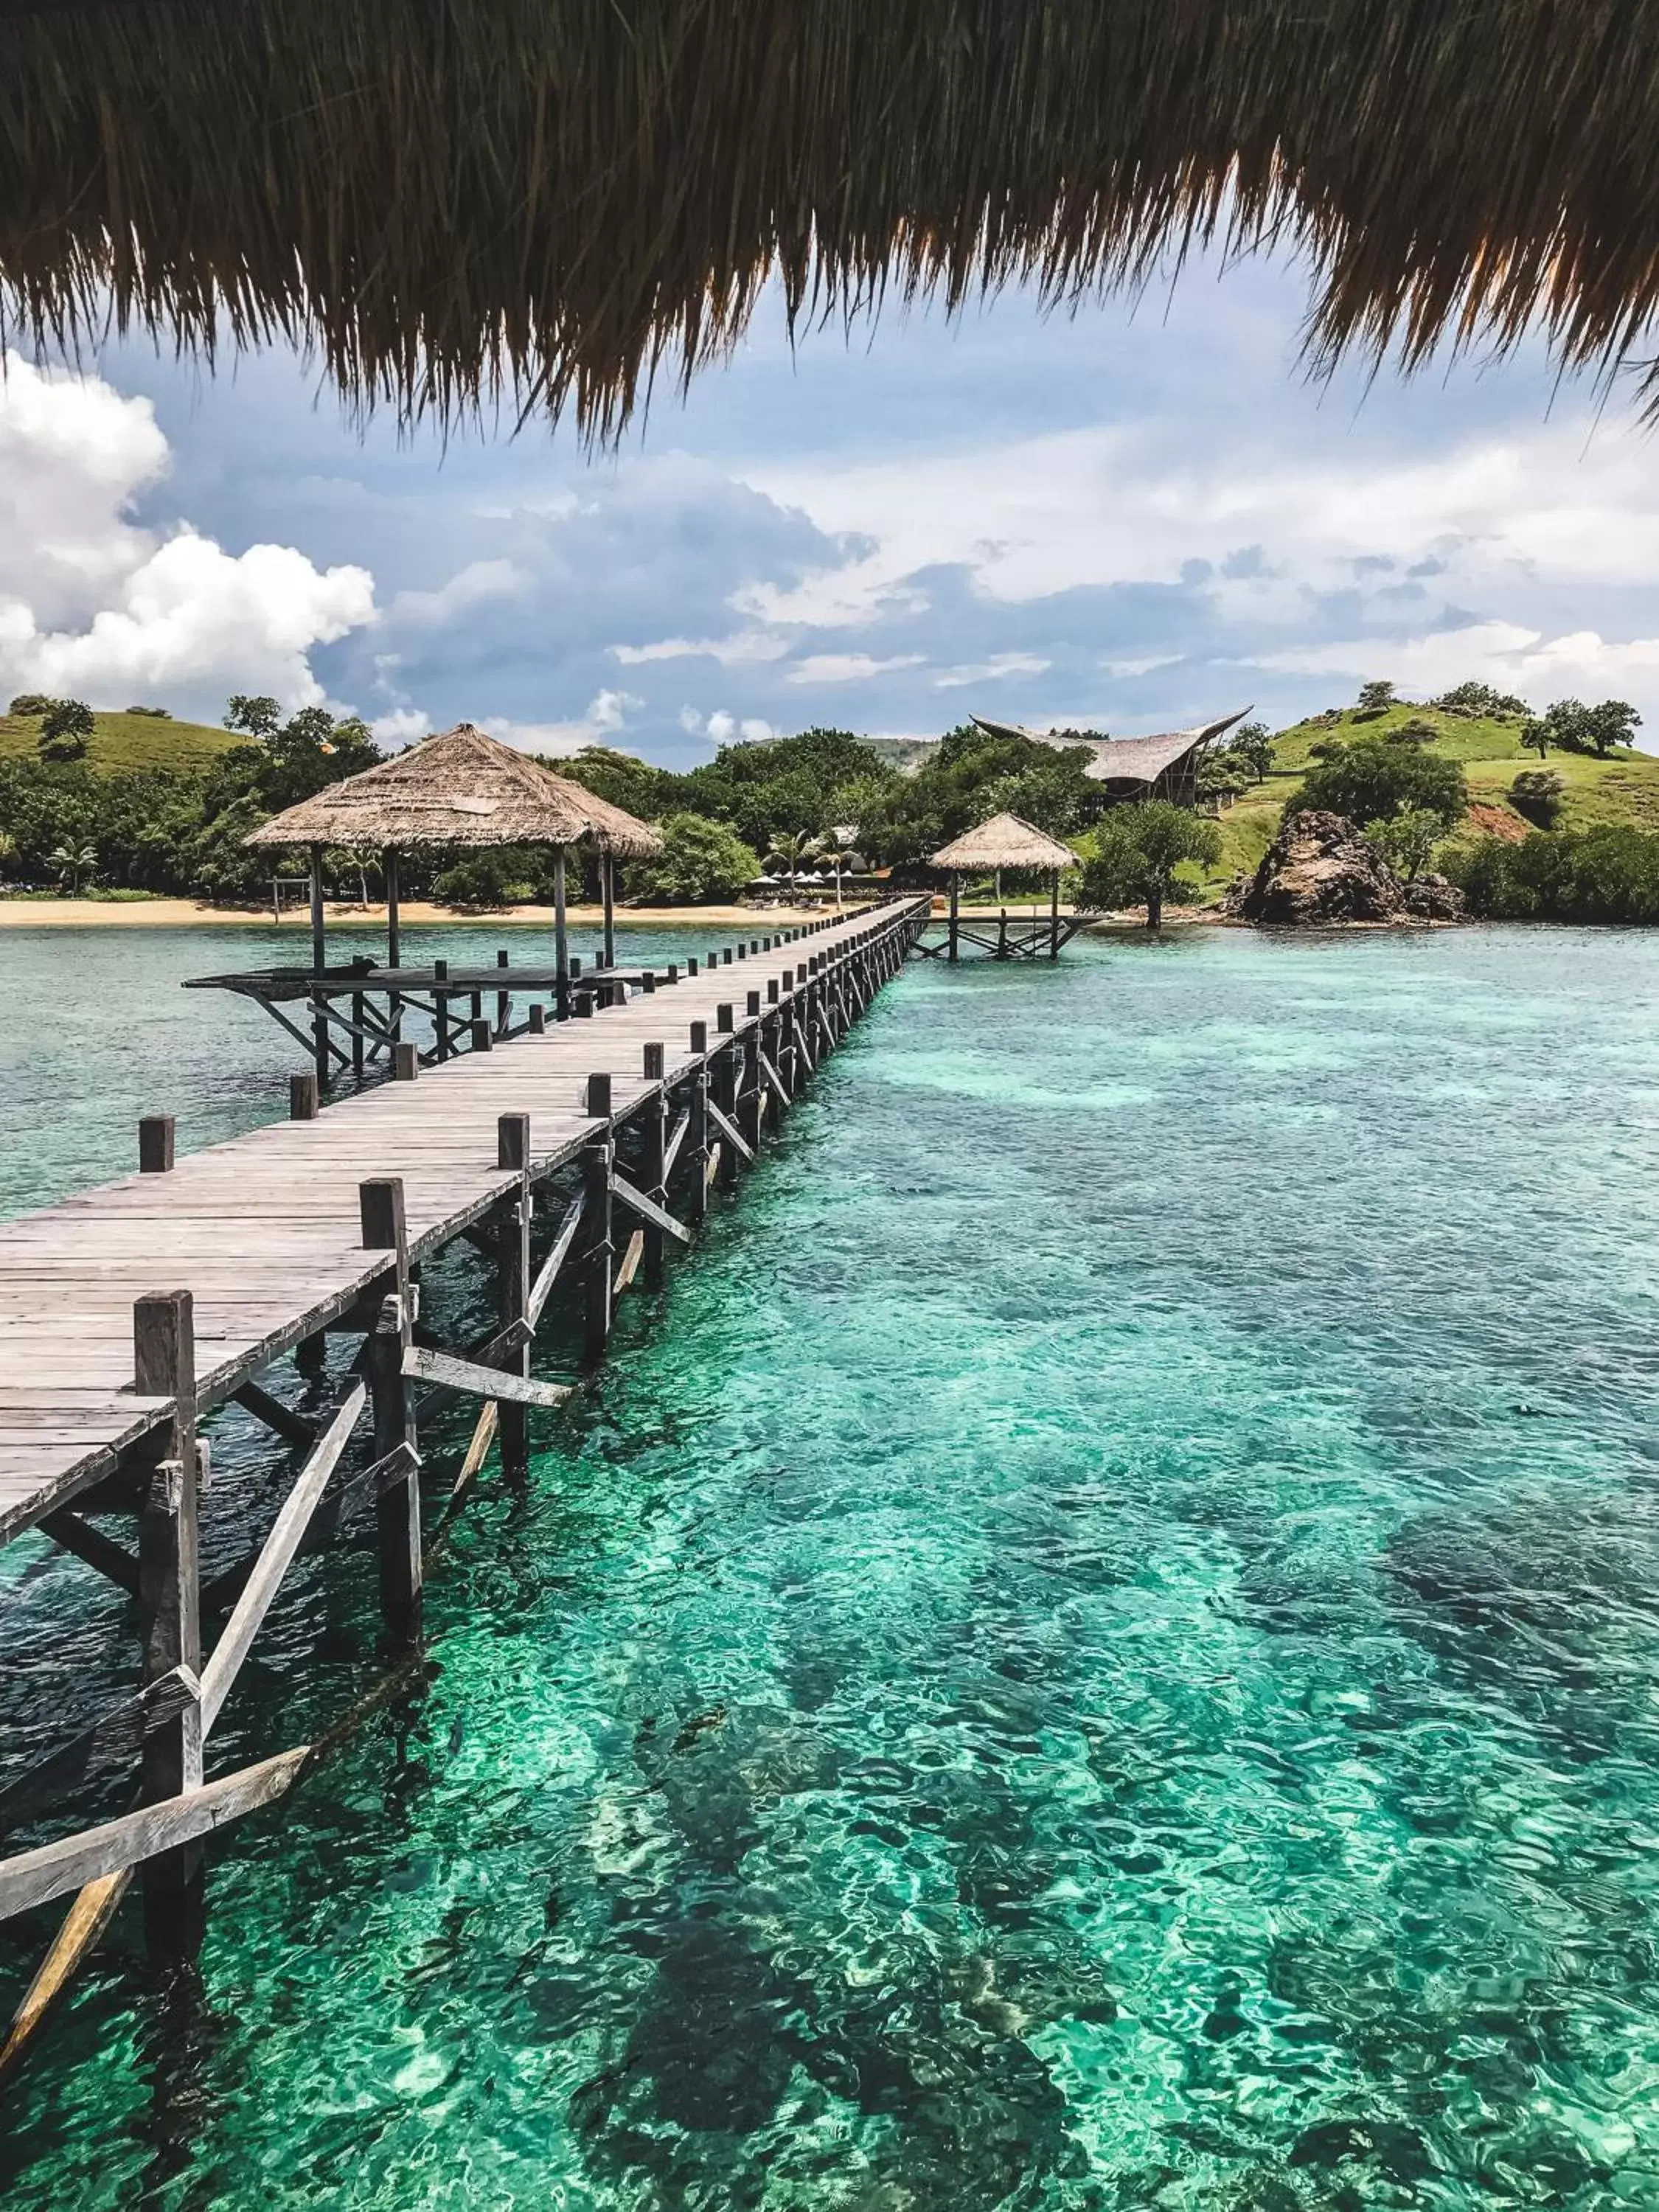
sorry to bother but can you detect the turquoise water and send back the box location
[3,921,1659,2207]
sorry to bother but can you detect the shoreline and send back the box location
[0,897,837,930]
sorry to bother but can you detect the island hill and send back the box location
[4,684,1659,925]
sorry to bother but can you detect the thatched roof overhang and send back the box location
[245,723,663,857]
[5,6,1659,437]
[931,813,1076,872]
[970,712,1248,784]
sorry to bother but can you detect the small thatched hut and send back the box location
[931,813,1075,961]
[247,721,661,996]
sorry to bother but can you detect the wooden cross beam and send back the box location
[401,1343,572,1410]
[0,1748,310,1924]
[704,1096,755,1166]
[608,1170,692,1245]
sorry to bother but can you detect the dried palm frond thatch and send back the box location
[245,724,663,856]
[5,2,1659,438]
[932,813,1076,872]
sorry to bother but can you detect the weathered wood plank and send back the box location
[199,1383,367,1733]
[0,1748,310,1923]
[401,1344,572,1411]
[608,1172,692,1245]
[704,1098,755,1165]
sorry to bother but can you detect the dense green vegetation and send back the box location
[4,676,1659,920]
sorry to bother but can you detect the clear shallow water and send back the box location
[3,922,1659,2208]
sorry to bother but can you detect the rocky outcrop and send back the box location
[1225,809,1463,925]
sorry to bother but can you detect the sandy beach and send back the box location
[0,897,836,929]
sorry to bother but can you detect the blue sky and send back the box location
[5,246,1659,763]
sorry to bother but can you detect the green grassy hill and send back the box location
[0,708,244,776]
[1205,702,1659,895]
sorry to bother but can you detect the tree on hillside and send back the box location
[1354,679,1397,718]
[629,813,757,903]
[1229,722,1275,782]
[38,699,94,762]
[560,743,684,821]
[1520,717,1551,759]
[1522,698,1642,759]
[225,694,282,737]
[1291,739,1467,832]
[8,693,55,716]
[1433,681,1531,719]
[1079,801,1220,930]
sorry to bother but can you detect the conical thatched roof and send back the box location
[932,813,1076,872]
[4,5,1659,438]
[245,724,663,856]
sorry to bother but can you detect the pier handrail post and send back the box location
[133,1287,204,1959]
[360,1177,421,1640]
[948,872,959,962]
[601,853,616,971]
[713,1009,740,1186]
[582,1076,613,1358]
[497,1116,533,1482]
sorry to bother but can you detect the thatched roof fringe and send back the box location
[932,812,1076,872]
[4,4,1659,437]
[245,724,664,856]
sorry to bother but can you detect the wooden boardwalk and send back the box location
[0,903,920,1547]
[0,897,927,2045]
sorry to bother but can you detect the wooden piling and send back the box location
[290,1072,319,1121]
[133,1289,204,1961]
[360,1178,420,1641]
[582,1076,613,1357]
[496,1115,532,1482]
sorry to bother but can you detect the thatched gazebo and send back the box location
[931,813,1077,961]
[244,723,661,1070]
[4,7,1656,441]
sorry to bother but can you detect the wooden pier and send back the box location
[0,897,927,2065]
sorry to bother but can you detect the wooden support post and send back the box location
[394,1040,418,1080]
[495,947,511,1035]
[471,1017,493,1054]
[688,1057,711,1225]
[308,842,330,1089]
[582,1079,613,1359]
[139,1116,175,1174]
[712,1034,740,1186]
[743,1015,764,1150]
[602,853,616,971]
[641,1066,667,1292]
[385,845,402,1042]
[496,1114,531,1483]
[553,847,569,1020]
[1051,868,1061,957]
[529,1003,547,1034]
[948,873,960,962]
[360,1178,420,1641]
[290,1071,319,1121]
[434,958,451,1062]
[133,1289,204,1961]
[352,990,366,1079]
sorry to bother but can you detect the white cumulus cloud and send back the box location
[0,358,377,716]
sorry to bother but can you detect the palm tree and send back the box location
[817,839,855,912]
[49,840,97,896]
